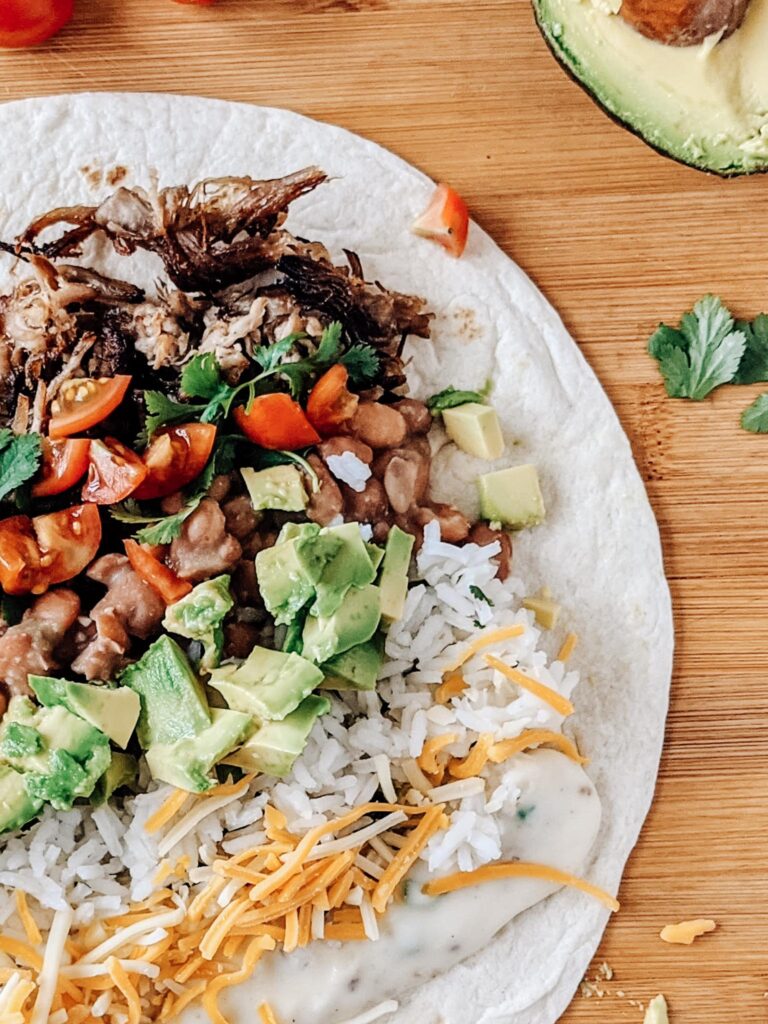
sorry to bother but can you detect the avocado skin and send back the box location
[531,0,768,178]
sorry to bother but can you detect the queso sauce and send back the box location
[182,750,602,1024]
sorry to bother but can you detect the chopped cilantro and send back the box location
[0,430,42,504]
[469,585,494,607]
[427,386,487,414]
[647,295,746,400]
[733,314,768,385]
[741,393,768,433]
[252,332,307,373]
[181,353,225,399]
[341,344,380,387]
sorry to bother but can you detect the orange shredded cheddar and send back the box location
[200,895,252,960]
[488,729,588,765]
[14,891,42,947]
[202,935,275,1024]
[443,624,525,673]
[264,805,287,835]
[259,1004,280,1024]
[283,909,299,954]
[485,655,574,716]
[422,860,620,911]
[174,954,204,984]
[0,936,43,970]
[557,632,579,663]
[434,672,467,704]
[448,733,495,779]
[145,789,189,834]
[372,806,446,913]
[660,919,716,945]
[159,979,207,1021]
[107,957,141,1024]
[204,774,256,801]
[418,733,458,774]
[298,902,313,948]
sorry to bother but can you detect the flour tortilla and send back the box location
[0,93,673,1024]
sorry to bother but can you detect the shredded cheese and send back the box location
[417,734,458,774]
[259,1003,280,1024]
[144,789,189,834]
[442,624,525,673]
[12,894,41,949]
[484,655,574,716]
[202,935,275,1024]
[660,919,716,945]
[488,729,587,765]
[434,672,467,705]
[422,861,620,911]
[30,908,73,1024]
[106,957,140,1024]
[448,733,495,779]
[557,632,579,663]
[372,806,446,913]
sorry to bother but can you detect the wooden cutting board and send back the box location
[2,1,766,1020]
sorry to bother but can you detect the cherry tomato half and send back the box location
[0,0,73,49]
[124,540,192,604]
[411,183,469,259]
[133,423,217,501]
[233,395,321,451]
[82,438,148,505]
[306,365,359,437]
[32,438,91,498]
[0,504,101,595]
[49,376,132,439]
[0,517,45,595]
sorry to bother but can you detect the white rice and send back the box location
[326,452,371,492]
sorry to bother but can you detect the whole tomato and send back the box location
[0,0,73,49]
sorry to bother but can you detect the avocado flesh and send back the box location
[30,676,140,750]
[0,764,43,834]
[93,752,138,806]
[321,640,383,692]
[209,646,324,722]
[162,575,234,672]
[224,695,330,777]
[145,708,251,793]
[534,0,768,175]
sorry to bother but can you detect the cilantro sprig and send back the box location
[427,385,489,415]
[0,430,42,505]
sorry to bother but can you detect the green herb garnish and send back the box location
[469,585,494,607]
[427,386,487,414]
[741,394,768,433]
[733,314,768,385]
[0,429,42,504]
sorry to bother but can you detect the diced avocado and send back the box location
[442,402,504,461]
[30,676,141,750]
[119,636,211,748]
[225,695,330,777]
[145,708,251,793]
[321,640,382,692]
[366,543,385,572]
[378,525,414,626]
[0,696,111,811]
[302,584,381,664]
[282,606,309,656]
[162,575,234,672]
[242,465,308,512]
[209,645,323,722]
[311,523,377,619]
[478,464,546,530]
[255,524,341,626]
[0,764,43,834]
[643,995,669,1024]
[92,752,138,806]
[522,594,562,630]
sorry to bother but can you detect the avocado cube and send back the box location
[30,676,141,750]
[92,752,138,806]
[255,525,342,625]
[378,525,415,626]
[163,575,234,672]
[225,695,330,777]
[145,708,252,793]
[321,640,382,692]
[209,646,323,722]
[521,594,562,630]
[0,696,111,811]
[302,584,381,664]
[443,403,504,461]
[366,543,385,572]
[311,523,378,618]
[0,764,43,834]
[478,464,546,530]
[119,636,211,748]
[241,465,308,512]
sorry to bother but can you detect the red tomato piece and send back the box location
[82,438,148,505]
[133,423,217,501]
[0,0,73,49]
[0,517,45,595]
[49,376,132,439]
[32,438,91,498]
[124,540,192,604]
[34,504,102,586]
[411,183,470,258]
[306,365,359,436]
[233,395,321,450]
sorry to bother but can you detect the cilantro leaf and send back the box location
[313,322,343,364]
[341,345,380,387]
[253,333,306,373]
[181,354,225,400]
[648,295,746,400]
[741,393,768,433]
[427,386,486,414]
[469,585,493,606]
[733,314,768,385]
[135,499,204,545]
[141,391,204,443]
[0,432,42,503]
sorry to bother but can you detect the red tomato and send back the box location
[233,395,321,450]
[34,504,102,586]
[0,0,73,49]
[411,183,469,258]
[49,376,132,439]
[133,423,217,501]
[82,438,148,505]
[306,365,359,436]
[0,504,101,595]
[32,438,91,498]
[124,540,192,604]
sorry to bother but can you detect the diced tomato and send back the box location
[233,395,321,450]
[133,423,217,501]
[82,438,148,505]
[306,365,359,436]
[49,376,132,439]
[124,540,192,604]
[0,504,102,595]
[34,504,102,586]
[32,438,91,498]
[411,183,470,259]
[0,0,73,49]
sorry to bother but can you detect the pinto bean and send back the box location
[207,473,233,504]
[415,503,471,543]
[306,454,344,526]
[349,402,408,449]
[223,495,262,540]
[342,478,388,523]
[393,398,432,435]
[223,622,262,661]
[469,522,513,581]
[383,452,430,514]
[318,436,373,465]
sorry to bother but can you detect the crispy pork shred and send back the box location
[0,590,81,708]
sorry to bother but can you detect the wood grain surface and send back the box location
[2,1,767,1020]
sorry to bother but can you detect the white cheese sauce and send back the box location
[181,750,601,1024]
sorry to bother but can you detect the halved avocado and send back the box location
[533,0,768,176]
